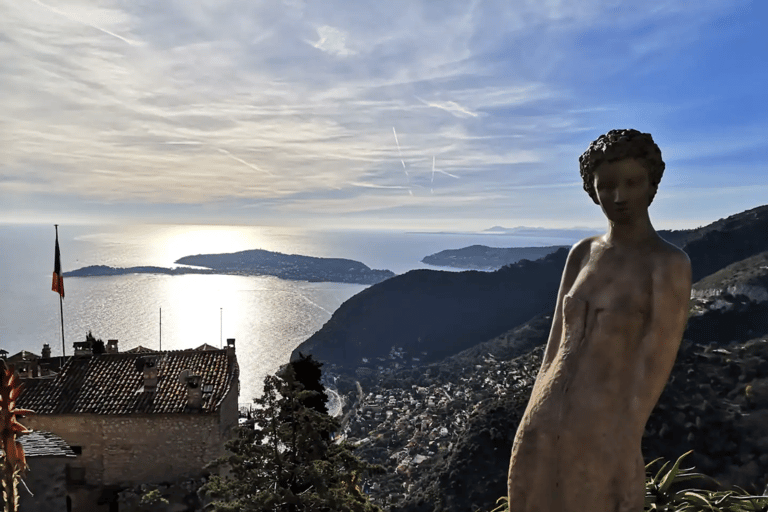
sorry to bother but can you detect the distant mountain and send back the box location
[291,249,569,371]
[294,204,768,374]
[422,229,695,271]
[422,245,568,270]
[480,226,600,238]
[65,249,395,285]
[680,204,768,281]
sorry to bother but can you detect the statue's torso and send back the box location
[508,239,668,512]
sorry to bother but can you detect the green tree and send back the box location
[202,363,383,512]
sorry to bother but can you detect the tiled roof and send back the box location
[123,345,156,354]
[7,350,40,362]
[20,431,76,458]
[17,349,238,415]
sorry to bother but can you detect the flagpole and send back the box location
[55,225,65,357]
[59,294,65,357]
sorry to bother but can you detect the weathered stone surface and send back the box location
[507,131,692,512]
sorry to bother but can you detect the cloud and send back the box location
[0,0,763,228]
[416,97,479,118]
[311,25,357,56]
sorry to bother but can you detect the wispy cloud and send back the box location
[416,97,479,118]
[311,25,357,56]
[0,0,763,228]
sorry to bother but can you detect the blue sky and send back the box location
[1,0,766,230]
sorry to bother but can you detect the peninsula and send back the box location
[64,249,395,285]
[422,244,568,270]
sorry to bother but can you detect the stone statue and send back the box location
[507,129,692,512]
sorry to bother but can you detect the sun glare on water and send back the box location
[149,225,270,267]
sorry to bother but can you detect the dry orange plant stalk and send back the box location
[0,362,33,512]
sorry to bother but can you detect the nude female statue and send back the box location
[507,129,692,512]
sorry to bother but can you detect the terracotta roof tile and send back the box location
[20,431,76,458]
[17,349,238,415]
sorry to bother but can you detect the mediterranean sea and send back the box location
[0,223,587,403]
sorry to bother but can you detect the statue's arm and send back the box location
[538,239,591,374]
[640,249,692,411]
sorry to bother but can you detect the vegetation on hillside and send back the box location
[201,356,383,512]
[486,451,768,512]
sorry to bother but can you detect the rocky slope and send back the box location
[680,204,768,281]
[346,291,768,512]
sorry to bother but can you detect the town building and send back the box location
[16,338,239,512]
[19,430,77,510]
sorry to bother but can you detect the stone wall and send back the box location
[22,456,70,512]
[26,413,224,487]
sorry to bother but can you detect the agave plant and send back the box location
[486,451,768,512]
[0,362,33,512]
[645,452,768,512]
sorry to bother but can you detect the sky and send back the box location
[1,0,766,231]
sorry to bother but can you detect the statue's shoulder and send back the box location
[563,235,601,274]
[570,235,603,259]
[651,237,692,292]
[652,236,691,271]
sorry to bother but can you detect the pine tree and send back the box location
[202,361,383,512]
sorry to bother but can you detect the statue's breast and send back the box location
[568,249,654,314]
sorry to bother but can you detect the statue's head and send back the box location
[579,129,665,206]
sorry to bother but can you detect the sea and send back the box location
[0,223,589,403]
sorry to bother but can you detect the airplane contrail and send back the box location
[431,155,435,194]
[431,156,459,180]
[31,0,142,46]
[392,127,409,177]
[431,156,435,184]
[217,148,274,176]
[438,168,460,179]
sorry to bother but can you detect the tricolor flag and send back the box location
[52,230,64,297]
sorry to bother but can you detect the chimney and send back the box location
[135,355,159,391]
[106,340,119,354]
[178,370,203,409]
[41,344,52,359]
[18,363,33,378]
[226,338,236,365]
[73,341,92,356]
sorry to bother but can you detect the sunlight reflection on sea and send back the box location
[0,223,582,402]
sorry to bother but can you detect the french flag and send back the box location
[52,229,64,297]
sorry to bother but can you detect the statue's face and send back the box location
[592,158,656,224]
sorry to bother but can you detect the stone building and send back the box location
[17,339,239,512]
[19,430,77,511]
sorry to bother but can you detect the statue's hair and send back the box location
[579,129,665,205]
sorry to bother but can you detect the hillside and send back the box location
[311,204,768,511]
[66,249,395,284]
[348,290,768,511]
[294,204,768,375]
[421,245,568,270]
[291,249,568,372]
[692,250,768,302]
[419,228,695,271]
[681,204,768,281]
